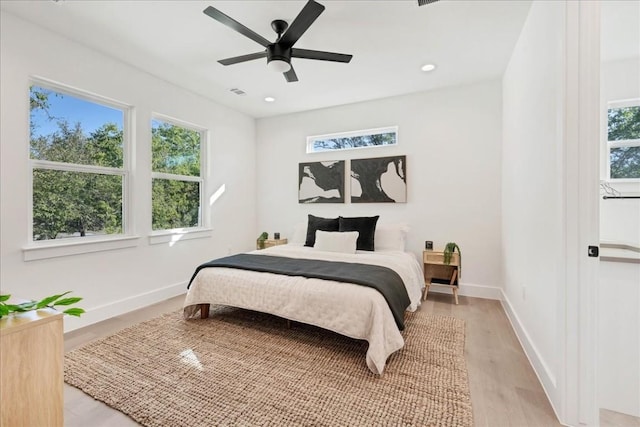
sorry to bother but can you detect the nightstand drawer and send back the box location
[423,251,460,266]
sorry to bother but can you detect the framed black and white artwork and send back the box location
[351,155,406,203]
[298,160,345,203]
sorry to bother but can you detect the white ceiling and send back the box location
[1,1,637,119]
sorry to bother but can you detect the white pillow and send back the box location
[314,230,359,254]
[375,223,409,251]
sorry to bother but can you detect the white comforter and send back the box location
[183,244,424,374]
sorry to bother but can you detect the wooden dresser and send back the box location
[0,308,64,427]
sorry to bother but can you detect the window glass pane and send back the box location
[33,169,123,240]
[29,86,123,167]
[608,106,640,141]
[310,129,397,153]
[151,120,201,176]
[152,179,200,230]
[610,146,640,179]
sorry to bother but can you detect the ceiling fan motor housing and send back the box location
[267,44,292,65]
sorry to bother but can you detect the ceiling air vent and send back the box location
[229,88,246,96]
[418,0,440,6]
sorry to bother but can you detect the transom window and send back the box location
[29,83,128,241]
[151,117,204,231]
[607,100,640,180]
[306,126,398,154]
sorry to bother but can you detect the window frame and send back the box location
[24,78,135,260]
[606,98,640,182]
[306,126,398,154]
[149,113,209,244]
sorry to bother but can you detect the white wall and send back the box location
[256,80,504,297]
[600,57,640,246]
[501,0,566,415]
[0,13,257,331]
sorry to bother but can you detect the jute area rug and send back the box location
[65,306,472,427]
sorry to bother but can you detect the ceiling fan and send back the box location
[203,0,353,82]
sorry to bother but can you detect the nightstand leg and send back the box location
[452,287,459,305]
[423,282,431,301]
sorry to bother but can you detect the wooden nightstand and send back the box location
[423,250,460,304]
[256,238,288,250]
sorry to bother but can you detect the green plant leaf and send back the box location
[5,304,30,312]
[0,294,11,302]
[53,297,83,306]
[0,305,9,317]
[63,308,85,317]
[36,291,71,309]
[17,301,38,310]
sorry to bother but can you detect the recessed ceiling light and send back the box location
[421,64,437,72]
[264,97,276,103]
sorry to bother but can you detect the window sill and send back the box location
[23,235,140,261]
[148,228,212,245]
[604,179,640,185]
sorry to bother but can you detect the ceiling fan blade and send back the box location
[292,48,352,63]
[278,0,325,48]
[218,51,267,66]
[284,67,299,83]
[203,6,271,47]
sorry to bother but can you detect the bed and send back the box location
[183,219,424,375]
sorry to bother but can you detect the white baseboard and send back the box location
[428,281,502,300]
[500,291,565,425]
[63,282,187,333]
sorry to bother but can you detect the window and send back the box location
[306,126,398,154]
[607,100,640,180]
[29,83,128,242]
[151,117,204,231]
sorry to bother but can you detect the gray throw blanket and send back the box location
[188,253,411,330]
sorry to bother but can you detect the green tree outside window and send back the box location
[151,119,203,231]
[29,86,125,240]
[608,105,640,180]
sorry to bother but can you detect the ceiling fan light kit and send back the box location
[203,0,353,83]
[267,60,291,73]
[266,44,292,73]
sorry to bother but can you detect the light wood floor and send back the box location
[62,293,587,426]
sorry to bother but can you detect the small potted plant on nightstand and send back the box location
[443,242,461,277]
[256,232,269,249]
